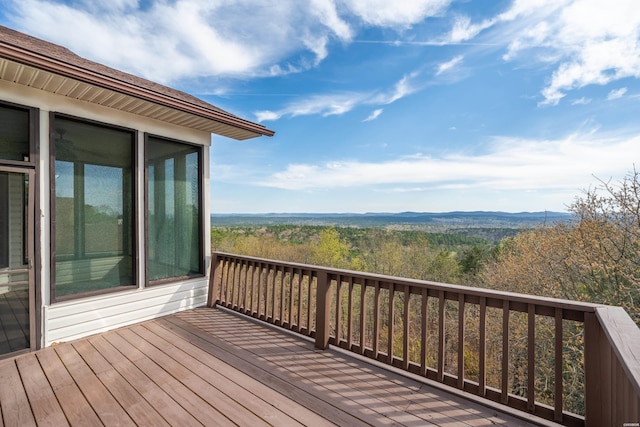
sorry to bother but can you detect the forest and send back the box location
[212,170,640,416]
[213,169,640,325]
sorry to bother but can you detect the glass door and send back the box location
[0,167,34,357]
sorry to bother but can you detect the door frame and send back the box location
[0,165,36,357]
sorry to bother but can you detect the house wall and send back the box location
[0,78,213,346]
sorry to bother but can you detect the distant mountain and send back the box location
[211,211,572,228]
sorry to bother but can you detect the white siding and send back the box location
[43,278,208,345]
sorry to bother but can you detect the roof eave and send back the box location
[0,43,275,140]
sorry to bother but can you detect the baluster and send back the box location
[528,304,535,412]
[241,259,248,312]
[403,285,410,370]
[297,269,303,330]
[373,281,380,360]
[501,299,510,404]
[335,275,342,345]
[360,279,367,355]
[348,276,354,350]
[421,288,428,377]
[287,267,294,328]
[389,282,395,365]
[479,296,487,397]
[279,266,286,326]
[437,290,445,382]
[256,262,263,319]
[230,258,238,309]
[264,262,277,324]
[554,307,563,422]
[306,270,313,334]
[458,293,465,389]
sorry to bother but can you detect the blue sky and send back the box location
[2,0,640,213]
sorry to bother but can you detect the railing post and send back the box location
[315,269,331,350]
[584,311,609,426]
[208,253,221,308]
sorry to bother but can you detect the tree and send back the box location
[310,227,352,269]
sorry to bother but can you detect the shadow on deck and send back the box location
[0,307,547,426]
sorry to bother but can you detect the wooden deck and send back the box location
[0,307,548,426]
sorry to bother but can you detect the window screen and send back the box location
[147,136,202,282]
[53,117,135,298]
[0,104,30,162]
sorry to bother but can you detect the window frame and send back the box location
[49,113,139,302]
[0,172,8,269]
[144,133,204,286]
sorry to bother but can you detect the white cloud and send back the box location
[342,0,451,28]
[11,0,307,82]
[374,71,421,104]
[7,0,456,84]
[259,131,640,190]
[363,109,383,122]
[497,0,640,105]
[7,1,345,82]
[311,0,353,41]
[443,15,495,43]
[255,92,367,122]
[571,97,591,105]
[256,72,419,121]
[607,87,627,100]
[436,55,463,76]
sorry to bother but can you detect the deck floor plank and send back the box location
[88,334,202,427]
[144,320,335,427]
[161,315,372,426]
[36,347,103,426]
[174,308,539,427]
[102,330,220,427]
[123,325,273,427]
[71,339,170,427]
[214,320,434,425]
[14,354,68,427]
[135,322,309,427]
[53,343,135,427]
[0,307,545,427]
[146,320,335,426]
[0,360,36,427]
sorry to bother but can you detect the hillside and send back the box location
[211,211,571,242]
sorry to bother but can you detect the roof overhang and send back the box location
[0,31,274,140]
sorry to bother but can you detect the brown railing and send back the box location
[208,252,640,426]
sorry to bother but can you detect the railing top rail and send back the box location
[595,306,640,397]
[213,251,604,314]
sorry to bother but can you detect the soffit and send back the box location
[0,57,262,140]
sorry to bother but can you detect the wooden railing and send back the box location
[208,252,640,426]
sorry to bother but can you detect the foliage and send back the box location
[211,224,485,282]
[480,169,640,323]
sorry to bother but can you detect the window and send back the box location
[146,135,202,283]
[52,116,136,299]
[0,104,30,163]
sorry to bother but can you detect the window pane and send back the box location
[0,104,30,162]
[147,137,201,281]
[54,118,135,297]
